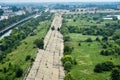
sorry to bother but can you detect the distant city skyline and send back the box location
[0,0,120,2]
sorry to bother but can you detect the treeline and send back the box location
[61,32,77,80]
[0,12,53,61]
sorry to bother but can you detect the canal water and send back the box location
[0,30,12,39]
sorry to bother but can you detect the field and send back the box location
[0,20,51,80]
[62,13,120,80]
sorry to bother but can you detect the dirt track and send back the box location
[26,13,64,80]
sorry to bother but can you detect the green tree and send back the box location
[61,55,73,64]
[0,9,3,15]
[64,61,72,71]
[51,26,55,30]
[64,73,75,80]
[86,38,93,42]
[64,45,72,54]
[25,55,31,61]
[15,67,23,77]
[34,38,44,49]
[111,68,120,80]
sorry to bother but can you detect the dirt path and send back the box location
[26,13,64,80]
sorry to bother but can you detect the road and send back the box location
[0,14,39,36]
[25,13,64,80]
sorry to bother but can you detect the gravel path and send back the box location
[26,13,64,80]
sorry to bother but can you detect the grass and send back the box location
[65,33,120,80]
[63,14,120,80]
[0,20,51,80]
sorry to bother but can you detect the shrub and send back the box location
[86,38,93,42]
[64,61,72,71]
[64,45,72,54]
[34,38,44,49]
[94,61,114,73]
[25,55,31,61]
[100,49,114,56]
[51,26,55,30]
[111,68,120,80]
[15,67,23,77]
[64,73,75,80]
[61,55,73,64]
[63,36,70,42]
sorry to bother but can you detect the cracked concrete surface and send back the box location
[26,13,64,80]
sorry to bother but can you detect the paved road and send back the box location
[0,14,40,36]
[26,13,64,80]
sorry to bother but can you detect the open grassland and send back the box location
[66,33,120,80]
[62,13,120,80]
[0,20,51,80]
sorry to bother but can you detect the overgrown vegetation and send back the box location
[61,13,120,80]
[0,12,53,80]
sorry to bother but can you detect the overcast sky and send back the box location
[0,0,120,2]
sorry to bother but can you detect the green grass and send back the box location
[65,33,120,80]
[0,20,51,80]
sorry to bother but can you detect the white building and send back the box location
[0,15,9,20]
[117,4,120,10]
[15,10,26,15]
[25,6,32,13]
[4,9,13,13]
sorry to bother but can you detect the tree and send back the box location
[61,55,73,64]
[0,9,3,16]
[51,26,55,30]
[15,67,23,77]
[25,55,31,61]
[63,36,70,42]
[86,38,93,42]
[111,68,120,80]
[94,61,114,73]
[78,42,81,46]
[64,45,72,54]
[102,36,108,41]
[64,73,75,80]
[96,37,100,41]
[112,16,118,21]
[64,61,72,71]
[34,38,44,49]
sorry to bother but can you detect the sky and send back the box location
[0,0,120,2]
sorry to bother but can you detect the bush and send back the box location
[64,61,72,71]
[100,49,114,56]
[64,45,72,54]
[64,73,75,80]
[61,55,73,64]
[111,68,120,80]
[86,38,93,42]
[63,36,70,42]
[25,55,31,61]
[94,61,114,73]
[15,67,23,77]
[34,38,44,49]
[96,37,100,41]
[78,42,81,46]
[51,26,55,30]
